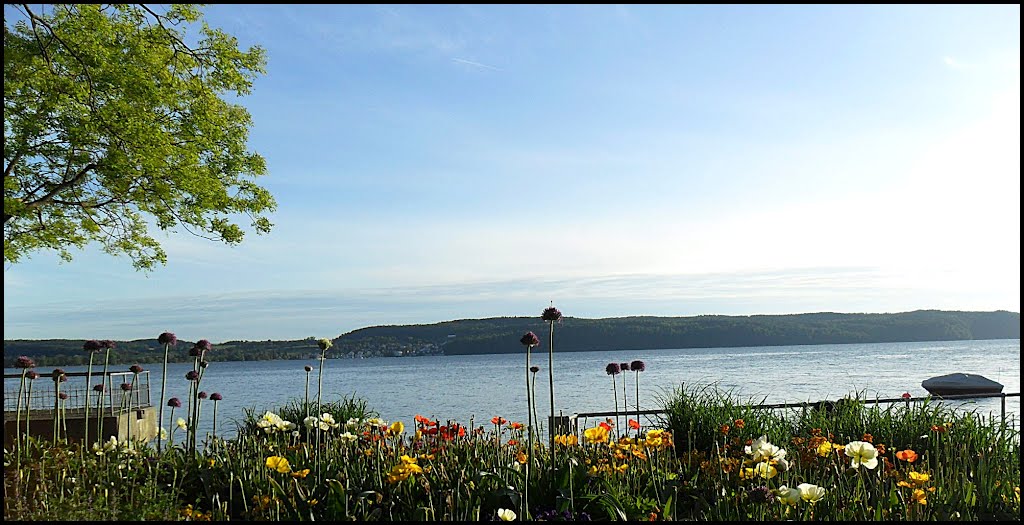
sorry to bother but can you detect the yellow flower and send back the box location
[816,441,834,457]
[631,447,648,461]
[614,463,628,474]
[517,451,528,464]
[908,471,930,484]
[399,454,418,465]
[584,426,609,444]
[291,468,310,479]
[911,488,928,505]
[389,420,405,436]
[753,462,778,479]
[265,456,291,474]
[555,433,579,446]
[497,508,517,521]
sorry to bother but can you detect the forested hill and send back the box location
[340,310,1020,355]
[4,310,1019,367]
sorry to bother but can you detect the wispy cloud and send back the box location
[943,56,969,70]
[6,266,984,342]
[451,57,503,71]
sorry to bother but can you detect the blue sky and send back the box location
[3,5,1020,342]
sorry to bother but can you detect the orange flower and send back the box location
[930,425,947,433]
[491,416,507,426]
[875,443,886,455]
[599,421,612,431]
[628,419,641,430]
[719,424,730,435]
[510,422,524,430]
[733,419,745,429]
[415,414,431,425]
[896,449,918,463]
[861,433,873,443]
[508,439,518,446]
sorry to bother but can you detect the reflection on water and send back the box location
[6,339,1019,441]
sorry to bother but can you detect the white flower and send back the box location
[304,416,320,430]
[176,417,188,431]
[844,441,878,469]
[339,431,358,443]
[497,508,517,521]
[346,417,362,429]
[319,413,340,431]
[159,427,169,440]
[797,483,826,503]
[365,417,385,428]
[745,435,786,463]
[777,485,801,506]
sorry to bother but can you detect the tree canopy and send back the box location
[4,4,275,270]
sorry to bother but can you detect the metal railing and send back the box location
[4,370,152,419]
[569,391,1022,431]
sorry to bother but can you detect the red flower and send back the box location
[599,421,612,431]
[902,392,912,400]
[628,419,641,430]
[491,416,507,426]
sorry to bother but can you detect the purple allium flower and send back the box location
[93,383,105,392]
[129,364,144,374]
[748,485,773,504]
[120,383,133,391]
[100,339,116,350]
[167,397,182,408]
[158,332,177,346]
[530,366,540,373]
[620,362,630,371]
[630,360,646,372]
[52,368,66,380]
[188,346,202,357]
[194,339,212,352]
[605,363,621,375]
[83,340,102,352]
[59,392,69,400]
[210,392,223,401]
[304,365,313,372]
[27,371,40,380]
[520,331,540,347]
[185,370,200,381]
[198,391,208,399]
[541,306,562,322]
[15,356,36,369]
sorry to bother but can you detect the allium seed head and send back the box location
[605,363,621,375]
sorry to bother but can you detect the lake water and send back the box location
[6,339,1020,441]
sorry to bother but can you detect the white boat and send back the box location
[921,373,1004,396]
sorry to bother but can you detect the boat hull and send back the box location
[921,373,1004,397]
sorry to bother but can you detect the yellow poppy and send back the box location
[265,456,291,474]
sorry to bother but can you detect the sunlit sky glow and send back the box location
[3,4,1020,341]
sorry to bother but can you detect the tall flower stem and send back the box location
[24,374,36,452]
[98,348,111,441]
[546,320,555,448]
[83,350,95,451]
[611,374,619,436]
[15,369,27,454]
[156,337,174,453]
[621,370,629,432]
[524,344,532,520]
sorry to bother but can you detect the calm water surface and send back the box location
[7,339,1020,441]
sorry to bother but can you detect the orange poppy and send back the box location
[599,421,612,431]
[491,416,507,426]
[896,449,918,463]
[628,419,641,430]
[510,422,524,430]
